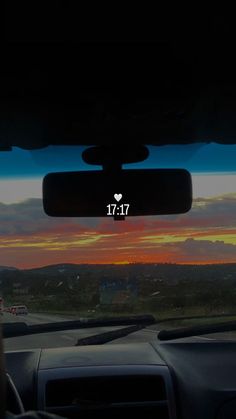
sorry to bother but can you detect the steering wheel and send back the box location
[6,373,25,415]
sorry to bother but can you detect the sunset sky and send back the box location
[1,174,236,268]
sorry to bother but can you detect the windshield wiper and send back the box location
[2,314,155,338]
[4,312,236,342]
[75,324,146,346]
[158,319,236,341]
[75,313,236,345]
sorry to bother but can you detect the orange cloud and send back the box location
[1,195,236,268]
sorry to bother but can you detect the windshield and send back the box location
[1,144,236,347]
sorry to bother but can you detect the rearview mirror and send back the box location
[43,169,192,218]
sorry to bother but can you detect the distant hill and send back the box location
[0,266,18,272]
[18,262,236,278]
[24,263,91,275]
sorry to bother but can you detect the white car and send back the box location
[11,305,28,315]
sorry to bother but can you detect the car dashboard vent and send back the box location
[43,371,174,419]
[46,375,166,405]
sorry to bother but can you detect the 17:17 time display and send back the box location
[106,204,130,216]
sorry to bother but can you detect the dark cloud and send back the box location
[161,238,236,263]
[0,199,100,236]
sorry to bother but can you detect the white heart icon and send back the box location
[114,193,122,202]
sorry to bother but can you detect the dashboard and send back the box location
[5,340,236,419]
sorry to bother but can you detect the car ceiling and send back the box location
[1,7,236,150]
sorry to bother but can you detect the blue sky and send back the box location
[0,143,236,178]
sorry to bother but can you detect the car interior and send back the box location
[2,7,236,419]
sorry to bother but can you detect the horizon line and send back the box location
[5,261,236,270]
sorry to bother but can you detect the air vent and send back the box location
[46,375,167,406]
[43,372,173,419]
[38,365,176,419]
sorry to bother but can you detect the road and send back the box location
[1,311,159,351]
[1,311,236,351]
